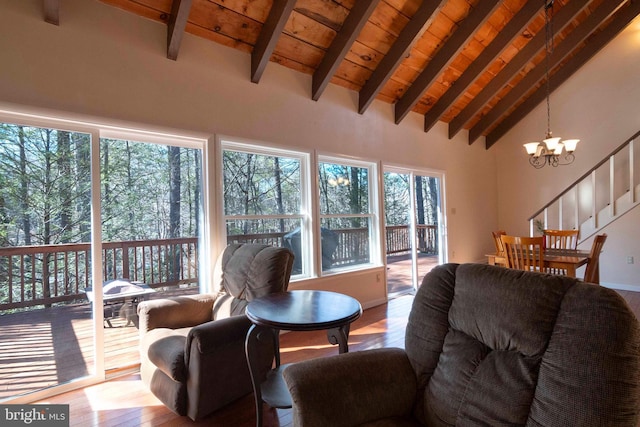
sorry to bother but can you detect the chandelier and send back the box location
[523,0,579,169]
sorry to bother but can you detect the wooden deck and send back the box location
[386,253,440,295]
[0,286,199,400]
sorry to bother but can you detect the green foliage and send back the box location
[223,150,301,234]
[0,123,202,247]
[383,172,439,227]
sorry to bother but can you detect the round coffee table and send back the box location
[245,290,362,427]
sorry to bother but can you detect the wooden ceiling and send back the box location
[44,0,640,148]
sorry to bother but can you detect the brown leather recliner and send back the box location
[284,263,640,426]
[137,243,294,421]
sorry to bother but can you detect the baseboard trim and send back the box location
[601,282,640,292]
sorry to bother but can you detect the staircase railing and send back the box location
[528,129,640,242]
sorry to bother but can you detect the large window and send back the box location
[220,140,310,276]
[0,111,208,402]
[318,157,379,272]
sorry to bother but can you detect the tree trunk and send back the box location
[349,167,360,221]
[274,157,285,232]
[18,127,31,246]
[243,154,254,235]
[427,177,439,224]
[102,142,112,278]
[43,129,53,304]
[75,133,91,242]
[169,146,181,281]
[126,141,135,238]
[194,150,201,239]
[58,130,72,243]
[415,176,425,253]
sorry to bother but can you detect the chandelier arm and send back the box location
[529,156,546,169]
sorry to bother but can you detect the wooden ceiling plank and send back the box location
[167,0,193,61]
[312,0,381,101]
[44,0,59,25]
[448,0,591,140]
[468,0,626,144]
[485,1,640,149]
[422,1,541,133]
[358,0,446,114]
[251,0,297,83]
[394,0,502,125]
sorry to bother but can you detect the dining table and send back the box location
[486,248,591,280]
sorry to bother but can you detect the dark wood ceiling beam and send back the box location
[394,0,502,125]
[485,1,640,149]
[251,0,296,83]
[44,0,59,25]
[468,0,626,144]
[358,0,446,114]
[312,0,381,101]
[167,0,193,61]
[422,1,541,133]
[448,0,591,140]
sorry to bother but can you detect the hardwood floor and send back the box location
[34,294,414,427]
[34,288,640,427]
[0,256,435,399]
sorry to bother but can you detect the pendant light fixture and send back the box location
[523,0,579,169]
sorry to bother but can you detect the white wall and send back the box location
[0,0,499,306]
[493,16,640,289]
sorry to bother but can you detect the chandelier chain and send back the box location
[544,0,554,137]
[522,0,578,168]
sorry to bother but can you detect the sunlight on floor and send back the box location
[82,379,162,411]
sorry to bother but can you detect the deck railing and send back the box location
[1,225,437,310]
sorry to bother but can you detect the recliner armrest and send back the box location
[283,347,417,427]
[138,294,217,333]
[187,314,253,355]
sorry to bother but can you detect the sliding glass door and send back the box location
[383,167,445,295]
[0,115,207,401]
[99,136,204,371]
[0,121,96,399]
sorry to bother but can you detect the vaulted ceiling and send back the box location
[43,0,640,149]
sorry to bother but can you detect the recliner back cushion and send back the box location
[212,244,293,319]
[406,263,640,426]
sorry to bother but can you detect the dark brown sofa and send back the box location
[137,243,294,421]
[283,263,640,426]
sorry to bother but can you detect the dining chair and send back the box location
[491,230,507,266]
[584,234,607,284]
[500,235,547,273]
[543,229,579,250]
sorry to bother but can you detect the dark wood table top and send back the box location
[246,290,362,331]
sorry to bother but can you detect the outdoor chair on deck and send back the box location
[137,243,294,421]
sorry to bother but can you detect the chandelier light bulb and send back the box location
[543,136,561,151]
[563,139,579,152]
[524,142,540,155]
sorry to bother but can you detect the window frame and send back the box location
[316,154,382,275]
[217,136,313,278]
[0,104,210,400]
